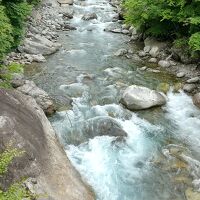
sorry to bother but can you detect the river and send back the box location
[25,0,200,199]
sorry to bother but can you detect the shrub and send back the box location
[0,6,13,60]
[123,0,200,53]
[0,147,36,200]
[0,0,41,60]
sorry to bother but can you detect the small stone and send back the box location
[183,84,196,93]
[111,28,122,33]
[148,58,157,63]
[139,66,147,71]
[176,72,185,78]
[186,77,199,83]
[147,69,160,73]
[130,35,139,41]
[158,60,171,68]
[138,51,146,57]
[114,49,127,56]
[144,46,151,53]
[122,29,130,34]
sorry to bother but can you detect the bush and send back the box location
[0,6,13,60]
[0,0,40,60]
[124,0,200,54]
[0,147,37,200]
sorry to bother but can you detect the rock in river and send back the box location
[193,93,200,109]
[0,89,94,200]
[82,13,97,20]
[120,85,166,110]
[65,116,127,145]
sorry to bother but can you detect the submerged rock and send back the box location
[82,13,97,20]
[66,116,127,145]
[120,85,166,110]
[0,89,94,200]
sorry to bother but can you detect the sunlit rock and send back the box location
[120,85,166,110]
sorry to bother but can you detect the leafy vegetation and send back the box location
[0,147,37,200]
[124,0,200,55]
[0,0,40,60]
[0,62,24,89]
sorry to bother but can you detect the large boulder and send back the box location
[0,89,94,200]
[82,13,97,20]
[17,80,55,116]
[20,34,61,56]
[193,93,200,109]
[120,85,166,110]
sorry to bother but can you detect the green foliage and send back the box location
[0,0,40,60]
[189,32,200,51]
[2,1,32,46]
[0,62,24,88]
[0,147,23,175]
[0,6,13,60]
[0,147,36,200]
[0,182,28,200]
[8,62,24,74]
[124,0,200,53]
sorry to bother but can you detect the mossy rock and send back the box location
[157,82,170,94]
[173,82,183,93]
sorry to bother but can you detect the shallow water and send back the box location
[25,0,200,199]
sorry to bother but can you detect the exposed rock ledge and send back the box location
[0,89,94,200]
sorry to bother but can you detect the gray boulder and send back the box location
[17,80,55,116]
[20,35,61,55]
[120,85,166,110]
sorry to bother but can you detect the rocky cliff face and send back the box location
[0,89,94,200]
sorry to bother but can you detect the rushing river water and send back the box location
[25,0,200,199]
